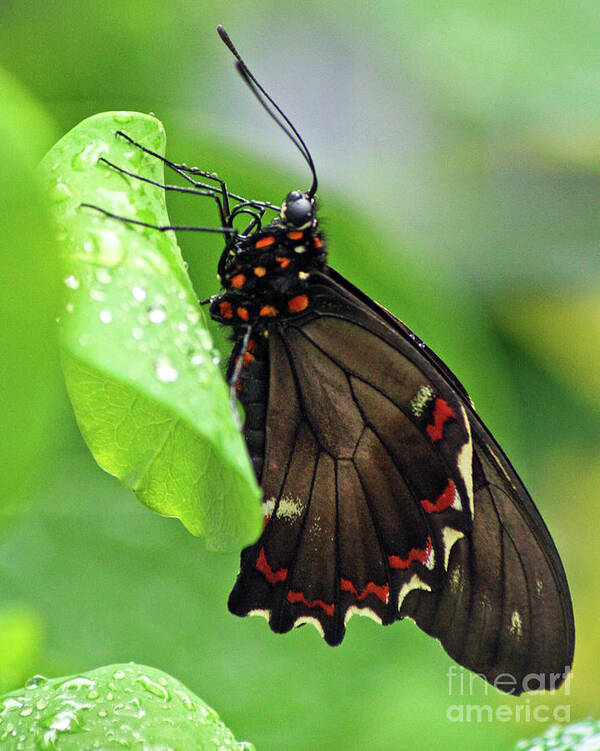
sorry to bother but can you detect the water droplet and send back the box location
[50,180,72,204]
[155,358,179,383]
[197,329,213,350]
[83,228,124,267]
[19,707,32,717]
[135,674,169,700]
[72,139,110,170]
[95,268,112,284]
[65,302,74,313]
[90,289,106,302]
[131,328,143,340]
[60,676,95,691]
[63,275,79,290]
[189,352,205,366]
[148,307,167,324]
[177,322,188,332]
[186,308,200,325]
[113,670,125,680]
[99,310,113,324]
[131,286,147,302]
[26,676,47,689]
[114,112,132,124]
[211,350,221,365]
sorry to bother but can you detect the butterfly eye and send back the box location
[281,191,314,229]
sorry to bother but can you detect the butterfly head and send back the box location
[280,191,316,230]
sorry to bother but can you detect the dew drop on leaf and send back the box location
[148,307,167,324]
[131,286,147,302]
[155,358,179,383]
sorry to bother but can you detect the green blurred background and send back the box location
[1,2,599,749]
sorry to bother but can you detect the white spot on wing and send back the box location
[262,498,276,519]
[294,616,324,637]
[410,384,435,417]
[248,609,270,622]
[344,605,383,626]
[457,405,474,517]
[442,526,464,569]
[397,573,431,611]
[510,610,523,640]
[276,495,303,522]
[449,564,464,593]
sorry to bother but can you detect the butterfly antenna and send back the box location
[217,25,318,198]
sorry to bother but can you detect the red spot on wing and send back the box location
[313,236,323,249]
[255,547,287,584]
[260,305,278,317]
[236,306,250,321]
[253,266,267,277]
[256,235,275,249]
[426,398,457,442]
[421,479,457,514]
[287,230,303,240]
[276,256,291,269]
[388,537,433,569]
[231,273,246,289]
[287,294,309,313]
[219,301,233,319]
[287,590,334,616]
[340,578,389,603]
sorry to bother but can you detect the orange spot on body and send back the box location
[256,547,287,584]
[260,305,278,317]
[231,273,246,289]
[253,266,267,277]
[340,578,389,603]
[287,590,334,616]
[243,352,255,366]
[236,307,249,321]
[288,294,309,313]
[276,256,291,269]
[421,479,457,514]
[426,398,457,442]
[247,339,257,353]
[219,301,233,319]
[256,235,275,249]
[388,537,433,570]
[313,236,323,249]
[287,230,303,240]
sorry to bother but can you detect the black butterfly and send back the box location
[87,26,574,695]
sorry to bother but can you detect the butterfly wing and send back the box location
[228,269,574,692]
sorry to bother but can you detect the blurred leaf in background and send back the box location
[0,2,598,750]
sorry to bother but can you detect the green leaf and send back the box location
[513,718,600,751]
[39,112,261,551]
[0,66,62,509]
[0,662,256,750]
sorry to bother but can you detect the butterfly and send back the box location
[211,28,574,695]
[86,26,575,695]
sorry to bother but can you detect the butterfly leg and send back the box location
[227,325,255,424]
[79,202,235,236]
[98,156,229,226]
